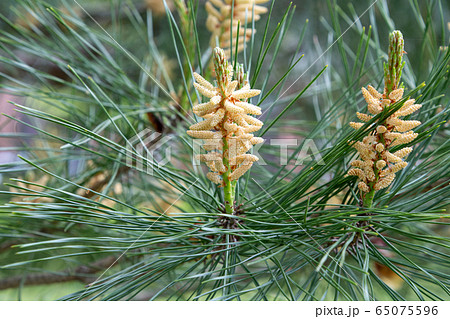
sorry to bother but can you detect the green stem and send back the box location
[222,135,235,214]
[213,47,235,214]
[363,190,375,208]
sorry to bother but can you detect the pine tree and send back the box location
[0,0,448,300]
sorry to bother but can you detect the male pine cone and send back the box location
[187,47,263,186]
[349,86,421,193]
[205,0,269,57]
[348,30,422,201]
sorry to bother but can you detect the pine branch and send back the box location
[0,255,118,290]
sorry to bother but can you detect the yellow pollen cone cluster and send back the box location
[187,47,263,186]
[348,31,423,207]
[349,85,421,194]
[205,0,269,57]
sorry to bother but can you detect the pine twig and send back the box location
[0,255,118,290]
